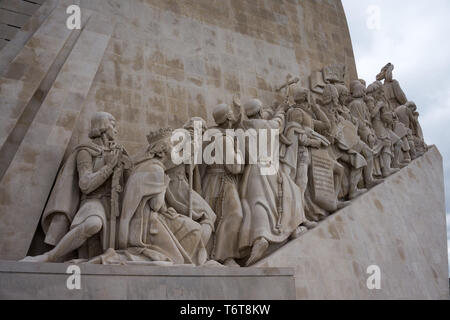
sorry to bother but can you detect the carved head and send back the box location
[335,84,352,105]
[213,103,234,127]
[405,101,417,112]
[376,63,394,82]
[292,86,310,105]
[146,128,174,160]
[350,80,366,99]
[288,108,305,124]
[88,112,117,141]
[366,81,384,99]
[322,84,339,106]
[243,99,263,118]
[183,117,208,135]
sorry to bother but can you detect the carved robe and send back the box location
[202,129,244,262]
[165,165,216,232]
[383,79,407,111]
[238,111,307,251]
[114,158,207,265]
[281,121,330,221]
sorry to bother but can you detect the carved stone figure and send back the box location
[337,81,384,188]
[319,84,372,199]
[366,81,409,172]
[238,99,311,266]
[376,63,408,111]
[281,86,348,222]
[22,112,132,262]
[165,118,216,248]
[18,59,429,270]
[395,101,427,159]
[348,80,387,177]
[201,104,244,266]
[108,128,211,266]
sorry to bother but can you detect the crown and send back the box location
[146,127,173,145]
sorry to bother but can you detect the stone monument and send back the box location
[0,0,448,300]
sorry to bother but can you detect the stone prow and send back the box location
[255,146,449,300]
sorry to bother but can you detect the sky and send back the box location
[342,0,450,275]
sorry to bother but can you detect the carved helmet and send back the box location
[183,117,208,134]
[213,103,231,125]
[243,99,263,117]
[88,112,116,139]
[291,86,310,104]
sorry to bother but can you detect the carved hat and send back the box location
[350,80,366,98]
[88,112,116,139]
[213,103,231,125]
[335,83,350,96]
[243,99,263,117]
[147,127,173,146]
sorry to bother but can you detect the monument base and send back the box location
[0,261,295,300]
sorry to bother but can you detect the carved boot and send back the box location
[290,226,308,240]
[21,253,51,263]
[381,153,400,178]
[392,142,408,168]
[364,158,383,189]
[337,200,351,210]
[223,258,241,267]
[246,238,269,266]
[348,169,367,200]
[302,220,318,230]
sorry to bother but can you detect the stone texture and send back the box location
[256,146,449,300]
[0,261,295,300]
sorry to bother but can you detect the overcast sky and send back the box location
[342,0,450,274]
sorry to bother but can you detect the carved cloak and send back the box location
[117,158,206,265]
[238,115,307,251]
[41,143,103,246]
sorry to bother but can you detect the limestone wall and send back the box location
[256,146,450,300]
[0,0,357,260]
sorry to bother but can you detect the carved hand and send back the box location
[107,149,121,169]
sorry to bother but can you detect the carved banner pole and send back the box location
[109,145,123,249]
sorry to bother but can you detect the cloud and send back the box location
[342,0,450,275]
